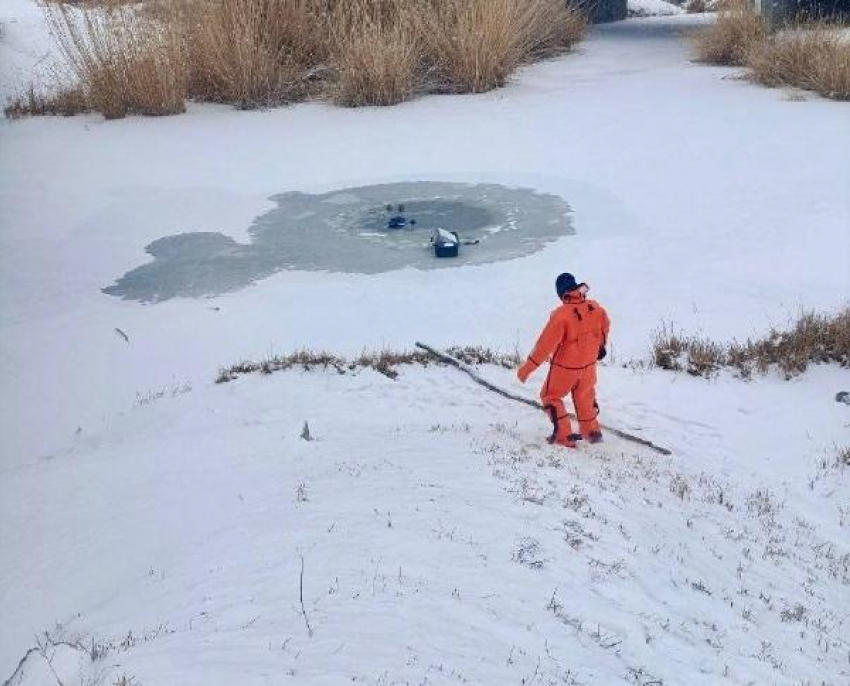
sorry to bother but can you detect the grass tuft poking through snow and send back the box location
[215,346,523,384]
[652,306,850,378]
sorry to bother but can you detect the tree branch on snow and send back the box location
[299,555,314,638]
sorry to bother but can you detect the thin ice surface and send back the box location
[102,182,573,302]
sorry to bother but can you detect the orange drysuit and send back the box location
[517,290,610,445]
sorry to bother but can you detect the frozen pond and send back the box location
[103,182,574,303]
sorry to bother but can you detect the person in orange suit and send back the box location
[517,273,610,448]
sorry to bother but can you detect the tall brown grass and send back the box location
[182,0,307,108]
[6,0,587,120]
[690,3,850,100]
[329,3,422,106]
[747,25,850,100]
[45,2,187,119]
[422,0,586,93]
[690,0,768,66]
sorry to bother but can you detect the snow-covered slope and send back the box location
[1,3,848,684]
[3,363,848,685]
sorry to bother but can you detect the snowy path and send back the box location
[1,3,849,684]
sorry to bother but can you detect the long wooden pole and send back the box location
[414,342,672,457]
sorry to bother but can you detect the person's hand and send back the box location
[597,346,607,361]
[517,361,535,383]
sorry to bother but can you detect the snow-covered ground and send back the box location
[628,0,685,18]
[1,1,848,684]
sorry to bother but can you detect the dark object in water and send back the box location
[387,211,416,229]
[432,228,459,258]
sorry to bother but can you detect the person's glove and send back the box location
[517,360,536,383]
[597,346,607,361]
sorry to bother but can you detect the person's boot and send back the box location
[587,431,603,444]
[548,432,583,448]
[545,405,575,448]
[548,434,577,448]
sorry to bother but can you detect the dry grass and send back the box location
[330,3,421,106]
[182,0,316,108]
[421,0,586,93]
[690,3,850,100]
[4,85,89,119]
[216,345,522,383]
[690,0,768,66]
[48,2,186,119]
[9,0,587,119]
[747,25,850,100]
[652,327,726,377]
[652,307,850,379]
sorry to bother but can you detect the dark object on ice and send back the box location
[587,431,604,444]
[432,228,459,258]
[836,391,850,405]
[300,421,313,441]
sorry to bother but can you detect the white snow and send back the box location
[0,0,57,100]
[1,2,849,684]
[628,0,686,17]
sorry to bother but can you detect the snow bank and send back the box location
[1,364,847,684]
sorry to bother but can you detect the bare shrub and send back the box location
[690,0,768,65]
[651,307,850,379]
[46,2,187,119]
[747,24,850,100]
[686,0,708,13]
